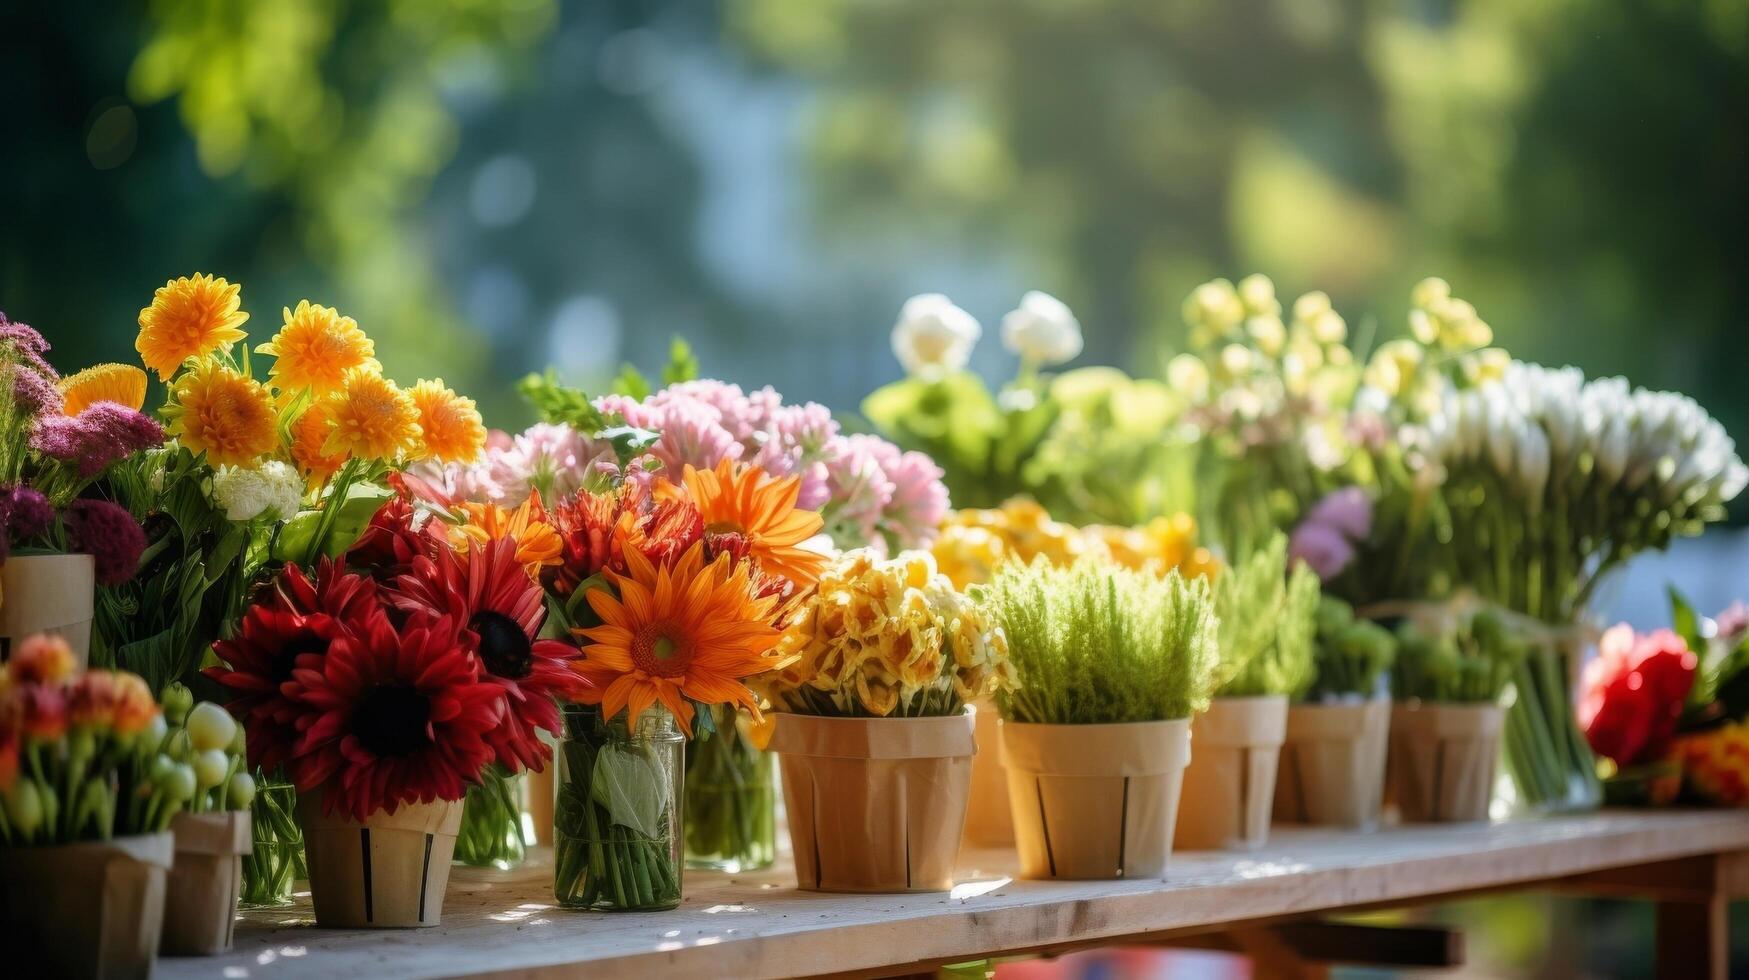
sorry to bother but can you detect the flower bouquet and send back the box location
[546,460,814,910]
[759,549,1011,892]
[1,315,157,661]
[156,684,256,954]
[1177,535,1319,851]
[1387,608,1521,822]
[988,557,1217,880]
[1275,597,1397,830]
[0,636,183,976]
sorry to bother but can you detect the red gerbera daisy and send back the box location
[290,611,502,820]
[346,496,440,581]
[273,557,383,622]
[388,537,582,773]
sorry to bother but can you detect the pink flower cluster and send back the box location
[1,318,63,418]
[411,423,620,507]
[30,402,165,478]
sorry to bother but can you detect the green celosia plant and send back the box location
[1305,597,1396,700]
[1211,535,1320,698]
[989,557,1218,724]
[1393,610,1522,703]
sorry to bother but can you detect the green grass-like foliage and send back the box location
[1394,609,1523,703]
[1305,597,1396,699]
[989,556,1218,724]
[1213,535,1320,698]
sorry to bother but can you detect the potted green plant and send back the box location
[158,685,256,954]
[1177,535,1318,850]
[1387,609,1520,823]
[988,557,1217,880]
[1274,597,1396,830]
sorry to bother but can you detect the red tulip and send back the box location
[1579,625,1696,767]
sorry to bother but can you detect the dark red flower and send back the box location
[273,558,382,623]
[388,537,580,773]
[346,496,439,581]
[545,486,637,595]
[63,499,146,585]
[1580,626,1697,767]
[289,611,501,820]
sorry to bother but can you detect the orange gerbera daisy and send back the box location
[136,273,250,380]
[289,402,346,489]
[255,300,379,394]
[671,459,827,587]
[59,363,149,415]
[451,496,563,579]
[165,360,278,467]
[574,542,782,736]
[410,379,487,464]
[319,368,421,461]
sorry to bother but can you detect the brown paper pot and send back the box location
[1001,718,1192,880]
[1388,701,1505,823]
[298,792,464,927]
[769,710,975,893]
[0,831,173,978]
[0,552,95,665]
[1274,699,1391,830]
[163,810,252,955]
[961,699,1014,848]
[1175,695,1287,851]
[527,765,555,847]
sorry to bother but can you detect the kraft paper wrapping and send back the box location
[0,831,173,979]
[0,552,95,666]
[527,765,555,847]
[1001,718,1192,881]
[1175,696,1288,851]
[1387,701,1505,823]
[1274,699,1391,830]
[163,811,252,955]
[961,700,1015,847]
[769,710,975,893]
[298,793,465,927]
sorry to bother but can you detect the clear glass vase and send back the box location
[684,706,777,872]
[239,775,306,908]
[554,704,685,911]
[455,763,528,869]
[1502,634,1602,812]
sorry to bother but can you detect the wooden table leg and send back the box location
[1655,895,1727,980]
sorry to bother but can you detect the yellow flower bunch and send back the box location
[930,498,1218,589]
[135,273,487,489]
[760,549,1014,717]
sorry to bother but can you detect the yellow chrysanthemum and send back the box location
[288,403,346,489]
[255,300,379,395]
[319,368,421,461]
[165,360,277,467]
[410,379,486,465]
[59,363,149,415]
[136,273,250,380]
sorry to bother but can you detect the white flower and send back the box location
[891,293,980,377]
[1515,424,1550,512]
[1001,290,1083,368]
[213,460,304,523]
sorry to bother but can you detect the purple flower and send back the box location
[63,498,146,585]
[29,402,166,478]
[9,365,63,418]
[1305,487,1373,543]
[1715,602,1749,648]
[2,316,62,418]
[1,486,55,540]
[1289,520,1356,583]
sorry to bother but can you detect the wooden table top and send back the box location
[158,808,1749,980]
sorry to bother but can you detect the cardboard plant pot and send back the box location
[1274,699,1391,830]
[298,792,465,928]
[961,699,1015,848]
[1175,695,1288,851]
[1387,701,1505,823]
[163,810,252,955]
[1001,718,1192,880]
[0,830,173,979]
[0,552,95,665]
[769,710,975,893]
[526,764,555,847]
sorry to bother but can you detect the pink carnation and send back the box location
[822,435,895,550]
[30,402,166,478]
[879,444,950,549]
[63,498,146,585]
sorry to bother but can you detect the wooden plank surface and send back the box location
[157,809,1749,980]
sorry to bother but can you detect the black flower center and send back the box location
[352,685,432,758]
[273,633,330,685]
[472,611,533,680]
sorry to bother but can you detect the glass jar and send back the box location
[239,774,306,908]
[454,763,528,869]
[684,705,777,872]
[554,704,685,911]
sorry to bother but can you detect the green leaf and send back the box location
[1668,586,1703,656]
[613,364,651,400]
[598,425,662,465]
[589,743,669,837]
[661,337,700,385]
[518,370,607,430]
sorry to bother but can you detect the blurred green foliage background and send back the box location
[4,0,1745,475]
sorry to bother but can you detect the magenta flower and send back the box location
[1,486,54,540]
[1,317,62,418]
[30,402,166,478]
[63,498,146,585]
[1288,520,1356,582]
